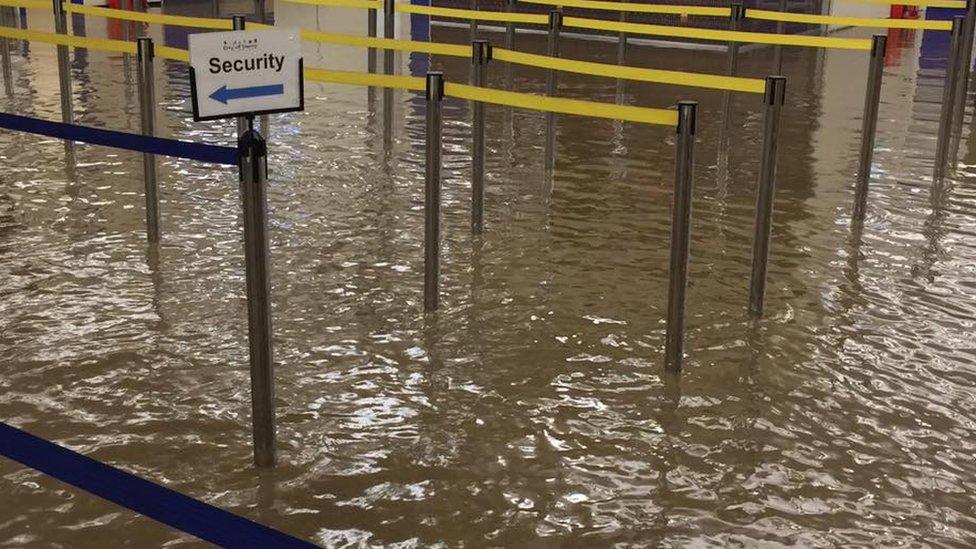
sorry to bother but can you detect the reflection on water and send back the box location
[2,9,976,547]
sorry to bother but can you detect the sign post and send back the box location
[188,28,304,468]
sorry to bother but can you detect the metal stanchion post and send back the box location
[949,0,976,163]
[53,0,73,126]
[233,16,247,139]
[772,0,786,73]
[546,10,561,96]
[383,0,394,74]
[471,40,491,233]
[505,0,515,92]
[381,0,395,150]
[425,72,445,312]
[255,0,266,23]
[1,7,12,96]
[935,17,964,180]
[726,3,744,77]
[748,76,787,317]
[367,7,377,74]
[470,0,478,41]
[545,10,562,174]
[719,3,745,155]
[617,1,627,62]
[137,38,160,243]
[852,34,887,220]
[664,101,697,374]
[506,0,516,50]
[238,118,276,468]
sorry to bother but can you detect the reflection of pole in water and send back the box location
[383,87,393,155]
[914,179,951,283]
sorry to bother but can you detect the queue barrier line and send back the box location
[0,112,238,164]
[0,18,680,125]
[300,28,472,57]
[65,3,233,29]
[445,82,678,126]
[836,0,964,8]
[493,47,766,94]
[0,24,195,61]
[518,0,731,17]
[157,45,190,62]
[747,9,953,31]
[305,66,427,91]
[0,423,315,548]
[396,3,873,50]
[0,0,47,10]
[398,3,549,25]
[0,24,137,54]
[279,0,380,9]
[564,16,874,50]
[304,67,675,126]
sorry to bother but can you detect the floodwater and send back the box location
[2,6,976,547]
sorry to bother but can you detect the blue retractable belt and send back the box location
[0,112,239,166]
[0,423,318,548]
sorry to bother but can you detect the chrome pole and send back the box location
[546,10,561,97]
[748,76,787,317]
[233,16,247,140]
[1,7,12,96]
[425,72,445,312]
[470,0,478,41]
[471,40,491,233]
[238,119,276,468]
[726,3,744,77]
[772,0,785,73]
[545,10,562,175]
[382,0,394,148]
[506,0,516,50]
[719,3,745,155]
[53,0,73,126]
[383,0,394,75]
[852,34,887,221]
[664,101,697,373]
[137,38,160,243]
[367,7,377,74]
[617,0,627,61]
[935,17,964,181]
[948,0,976,163]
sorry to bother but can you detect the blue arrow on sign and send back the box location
[210,84,285,105]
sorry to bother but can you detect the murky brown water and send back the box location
[2,7,976,547]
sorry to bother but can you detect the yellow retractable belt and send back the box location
[0,0,47,10]
[304,67,427,91]
[156,45,190,62]
[65,4,232,29]
[747,9,953,30]
[834,0,964,7]
[279,0,380,8]
[519,0,730,17]
[301,28,471,57]
[0,25,135,53]
[493,48,766,94]
[445,83,677,126]
[564,16,873,50]
[398,3,549,24]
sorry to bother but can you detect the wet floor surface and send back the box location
[2,8,976,547]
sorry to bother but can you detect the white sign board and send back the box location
[189,29,303,121]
